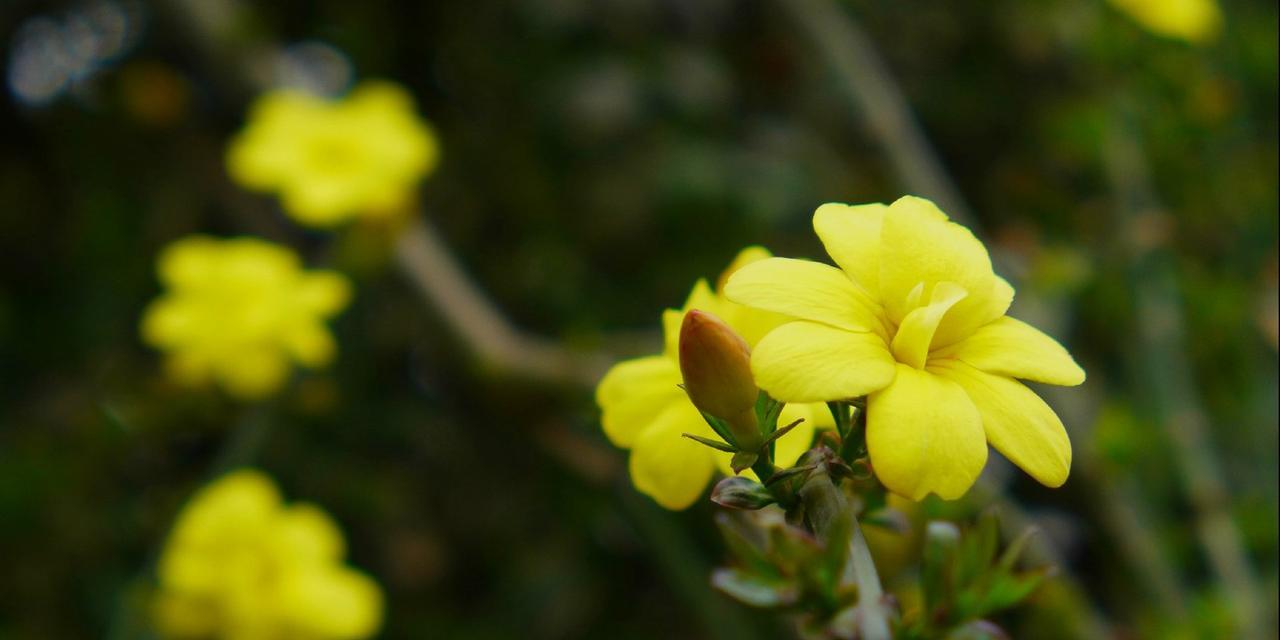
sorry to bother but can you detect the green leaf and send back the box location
[714,512,775,576]
[922,521,961,614]
[944,619,1011,640]
[956,510,999,589]
[976,568,1051,615]
[711,568,800,608]
[994,526,1039,574]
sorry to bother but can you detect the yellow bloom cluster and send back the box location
[141,236,352,400]
[153,470,383,639]
[726,197,1085,500]
[227,81,439,227]
[596,248,833,510]
[1107,0,1222,44]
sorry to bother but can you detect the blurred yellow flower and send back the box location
[153,469,383,639]
[595,247,833,510]
[141,236,352,400]
[227,81,439,227]
[725,197,1085,501]
[1107,0,1222,44]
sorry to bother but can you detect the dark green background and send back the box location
[1,0,1275,638]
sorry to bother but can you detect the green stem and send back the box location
[847,515,891,640]
[797,468,891,640]
[751,458,776,485]
[838,398,867,464]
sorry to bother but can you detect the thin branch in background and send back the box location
[161,0,619,390]
[1105,114,1268,640]
[776,0,974,228]
[394,219,611,388]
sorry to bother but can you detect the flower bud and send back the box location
[710,476,776,510]
[679,310,761,450]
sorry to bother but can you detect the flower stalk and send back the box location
[796,453,892,640]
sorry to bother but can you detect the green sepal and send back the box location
[681,432,737,453]
[760,417,804,448]
[695,407,740,448]
[731,451,759,474]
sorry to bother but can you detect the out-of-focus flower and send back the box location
[595,247,833,510]
[1107,0,1222,45]
[726,197,1085,501]
[152,469,383,639]
[141,236,352,400]
[226,81,439,227]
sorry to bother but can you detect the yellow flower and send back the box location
[227,81,439,227]
[141,236,352,400]
[725,197,1085,501]
[152,469,383,639]
[1107,0,1222,44]
[595,247,834,510]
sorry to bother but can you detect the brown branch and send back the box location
[393,219,611,388]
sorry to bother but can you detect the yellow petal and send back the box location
[866,364,987,500]
[716,246,773,291]
[725,258,884,335]
[750,321,896,403]
[628,400,716,510]
[272,503,346,564]
[296,271,353,316]
[1108,0,1222,44]
[284,320,338,368]
[595,356,683,448]
[278,565,384,639]
[168,470,281,549]
[937,316,1085,386]
[157,235,221,288]
[878,196,1008,346]
[931,360,1071,488]
[217,347,290,399]
[890,281,967,369]
[813,202,886,296]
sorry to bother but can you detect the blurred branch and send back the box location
[394,219,613,388]
[162,0,619,389]
[777,0,973,227]
[1105,112,1268,640]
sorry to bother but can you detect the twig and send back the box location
[776,0,973,227]
[161,0,620,389]
[393,219,612,388]
[798,469,892,640]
